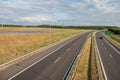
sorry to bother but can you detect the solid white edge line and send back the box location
[0,32,88,69]
[103,38,120,55]
[69,32,92,80]
[94,32,108,80]
[8,33,83,80]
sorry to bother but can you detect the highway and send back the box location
[0,32,91,80]
[95,32,120,80]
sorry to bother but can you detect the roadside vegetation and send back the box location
[73,33,103,80]
[103,28,120,46]
[0,24,117,30]
[0,27,90,64]
[74,36,92,80]
[108,28,120,34]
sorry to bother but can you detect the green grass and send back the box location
[102,31,120,46]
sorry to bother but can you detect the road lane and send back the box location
[96,32,120,80]
[0,32,91,80]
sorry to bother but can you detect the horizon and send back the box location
[0,24,119,28]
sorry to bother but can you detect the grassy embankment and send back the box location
[74,35,92,80]
[102,30,120,46]
[0,27,91,64]
[110,35,120,46]
[73,33,103,80]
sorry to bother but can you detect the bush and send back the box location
[108,28,120,34]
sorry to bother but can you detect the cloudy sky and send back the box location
[0,0,120,26]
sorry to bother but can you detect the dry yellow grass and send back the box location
[74,36,91,80]
[74,33,103,80]
[0,27,49,31]
[0,34,49,64]
[90,34,98,80]
[0,27,91,64]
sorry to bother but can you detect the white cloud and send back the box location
[19,16,55,22]
[85,0,120,13]
[0,0,120,26]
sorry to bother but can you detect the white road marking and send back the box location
[8,34,81,80]
[103,38,120,55]
[94,34,108,80]
[54,57,61,63]
[109,54,113,58]
[67,48,70,51]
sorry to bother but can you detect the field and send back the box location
[110,35,120,46]
[102,31,120,46]
[0,27,91,64]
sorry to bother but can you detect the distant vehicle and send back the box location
[99,37,103,39]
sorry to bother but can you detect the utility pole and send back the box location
[49,25,51,45]
[1,21,3,27]
[49,18,55,45]
[2,23,3,27]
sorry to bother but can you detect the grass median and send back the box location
[74,35,92,80]
[0,27,91,64]
[73,33,99,80]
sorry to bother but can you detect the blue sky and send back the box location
[0,0,120,26]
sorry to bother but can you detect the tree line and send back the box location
[108,28,120,34]
[0,24,118,30]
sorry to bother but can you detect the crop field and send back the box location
[0,27,50,31]
[0,27,91,64]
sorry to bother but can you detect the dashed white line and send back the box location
[109,54,113,58]
[54,57,61,63]
[8,34,81,80]
[67,48,70,52]
[103,38,120,55]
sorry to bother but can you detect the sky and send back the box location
[0,0,120,26]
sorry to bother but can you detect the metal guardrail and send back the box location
[61,33,92,80]
[62,32,105,80]
[61,44,82,80]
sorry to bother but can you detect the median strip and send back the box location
[72,32,104,80]
[73,34,92,80]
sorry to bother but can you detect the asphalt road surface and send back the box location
[0,32,92,80]
[95,32,120,80]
